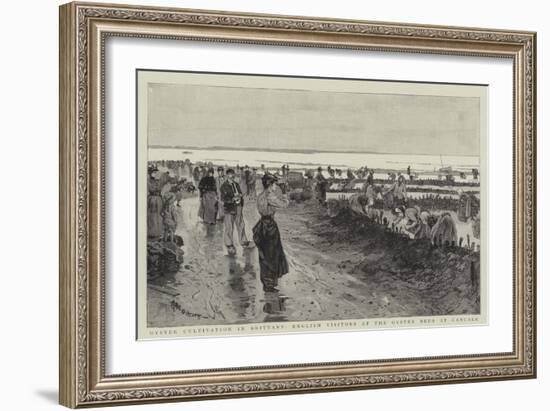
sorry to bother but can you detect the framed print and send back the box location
[59,1,537,408]
[136,71,489,339]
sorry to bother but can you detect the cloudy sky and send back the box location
[147,83,481,156]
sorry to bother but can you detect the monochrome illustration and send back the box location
[136,71,487,339]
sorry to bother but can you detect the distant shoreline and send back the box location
[148,145,480,158]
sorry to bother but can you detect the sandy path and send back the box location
[147,194,478,328]
[147,195,387,327]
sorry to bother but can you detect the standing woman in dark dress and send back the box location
[198,168,218,225]
[253,174,290,292]
[147,165,167,239]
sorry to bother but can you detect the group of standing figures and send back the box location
[147,164,187,242]
[195,167,290,292]
[196,166,257,225]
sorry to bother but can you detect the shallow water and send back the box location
[150,147,479,173]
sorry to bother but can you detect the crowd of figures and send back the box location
[321,167,481,251]
[147,160,291,291]
[147,159,481,288]
[146,163,187,278]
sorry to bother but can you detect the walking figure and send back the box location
[220,169,254,255]
[198,168,218,225]
[253,173,289,292]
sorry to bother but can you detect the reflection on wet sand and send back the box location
[226,249,257,320]
[147,194,364,327]
[262,291,287,322]
[148,195,308,327]
[148,186,480,330]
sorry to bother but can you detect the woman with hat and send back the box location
[253,173,290,292]
[198,168,218,225]
[147,164,166,239]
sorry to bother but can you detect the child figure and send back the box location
[162,192,178,242]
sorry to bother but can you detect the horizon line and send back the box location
[148,144,480,157]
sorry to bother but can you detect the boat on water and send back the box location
[437,154,455,181]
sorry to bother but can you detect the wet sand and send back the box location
[147,195,479,328]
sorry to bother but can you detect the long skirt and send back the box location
[430,213,458,246]
[198,191,217,224]
[240,178,248,197]
[253,216,288,287]
[147,195,164,239]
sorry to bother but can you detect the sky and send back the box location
[147,82,481,156]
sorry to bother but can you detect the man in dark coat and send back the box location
[220,169,254,254]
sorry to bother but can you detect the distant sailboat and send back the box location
[438,154,453,175]
[438,154,454,183]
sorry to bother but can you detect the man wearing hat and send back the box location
[220,168,254,255]
[147,164,166,240]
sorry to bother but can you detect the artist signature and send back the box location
[170,300,214,320]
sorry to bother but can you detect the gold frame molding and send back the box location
[59,2,536,408]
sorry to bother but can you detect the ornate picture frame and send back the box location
[59,1,536,408]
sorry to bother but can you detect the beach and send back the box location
[147,194,480,328]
